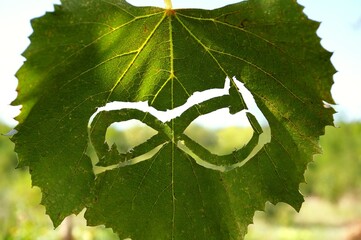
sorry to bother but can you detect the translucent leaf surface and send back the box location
[13,0,335,239]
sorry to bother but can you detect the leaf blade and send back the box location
[13,0,334,238]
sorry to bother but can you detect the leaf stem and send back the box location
[164,0,173,9]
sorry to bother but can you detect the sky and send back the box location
[0,0,360,128]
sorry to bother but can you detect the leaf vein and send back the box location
[208,49,304,103]
[59,51,138,90]
[100,0,136,18]
[106,13,167,102]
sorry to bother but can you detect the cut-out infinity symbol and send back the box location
[88,79,270,172]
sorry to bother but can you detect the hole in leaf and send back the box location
[92,144,164,175]
[177,77,271,171]
[92,120,162,174]
[105,120,158,154]
[184,109,254,156]
[88,77,271,172]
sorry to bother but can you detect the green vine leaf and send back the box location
[12,0,335,239]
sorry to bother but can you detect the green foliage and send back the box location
[106,121,158,154]
[0,123,119,240]
[5,122,361,239]
[12,0,334,239]
[303,123,361,201]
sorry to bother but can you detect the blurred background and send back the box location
[1,122,361,239]
[0,0,361,239]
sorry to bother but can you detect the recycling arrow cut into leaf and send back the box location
[12,0,335,239]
